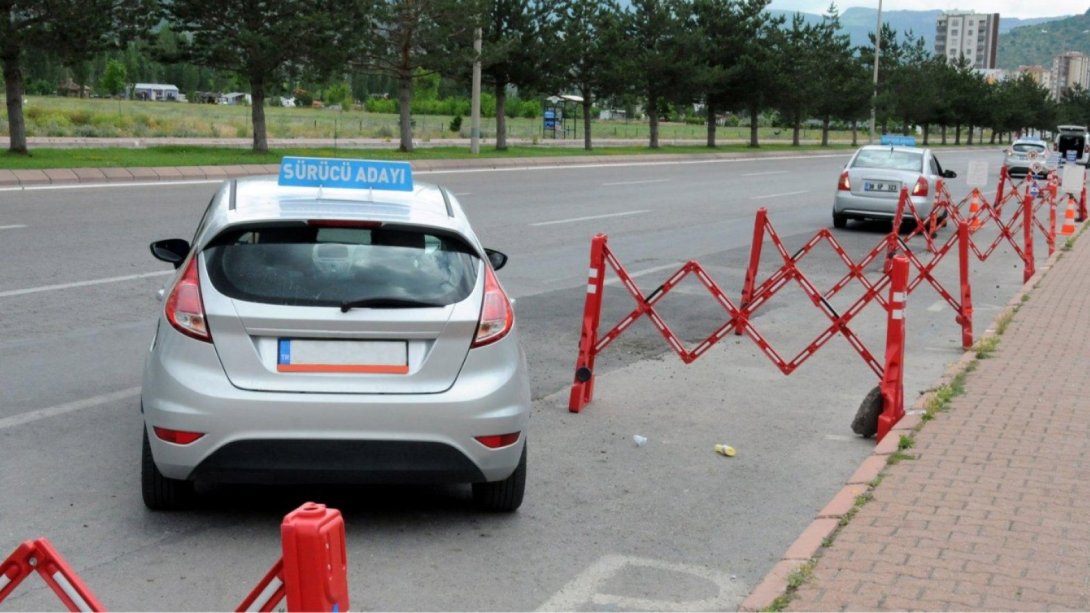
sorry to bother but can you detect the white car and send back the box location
[1004,138,1053,178]
[141,157,531,512]
[1054,125,1089,166]
[833,145,957,229]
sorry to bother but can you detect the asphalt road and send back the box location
[0,148,1042,610]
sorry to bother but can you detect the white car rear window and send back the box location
[204,224,479,307]
[851,150,924,172]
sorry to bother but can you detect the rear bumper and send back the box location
[833,192,935,220]
[141,322,531,483]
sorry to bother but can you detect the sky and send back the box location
[767,0,1089,20]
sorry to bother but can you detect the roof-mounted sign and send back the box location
[879,135,916,147]
[278,157,414,192]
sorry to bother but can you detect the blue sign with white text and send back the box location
[879,135,917,147]
[278,157,414,191]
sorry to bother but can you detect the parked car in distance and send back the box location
[1004,138,1053,179]
[832,145,957,229]
[1053,125,1089,166]
[141,157,530,512]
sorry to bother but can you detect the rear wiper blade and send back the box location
[340,297,445,312]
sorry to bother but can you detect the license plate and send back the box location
[277,339,408,374]
[864,181,898,193]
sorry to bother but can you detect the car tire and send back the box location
[142,428,194,510]
[851,385,882,438]
[832,214,848,229]
[472,442,526,513]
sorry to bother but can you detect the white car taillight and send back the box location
[165,255,211,342]
[472,265,513,348]
[911,176,928,197]
[837,170,851,191]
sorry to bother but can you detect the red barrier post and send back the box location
[1023,192,1035,284]
[0,539,105,612]
[995,165,1008,204]
[280,503,349,613]
[957,220,973,349]
[736,208,768,336]
[569,234,608,412]
[1080,186,1088,223]
[877,255,908,443]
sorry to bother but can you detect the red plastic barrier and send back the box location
[0,538,105,612]
[238,502,349,613]
[878,255,908,442]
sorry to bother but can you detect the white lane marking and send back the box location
[0,270,172,298]
[0,224,28,230]
[530,210,649,227]
[927,300,946,312]
[751,190,809,200]
[0,179,223,192]
[741,171,790,177]
[537,554,745,612]
[604,263,682,286]
[601,179,670,186]
[452,192,471,196]
[0,387,140,431]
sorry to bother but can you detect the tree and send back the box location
[690,0,769,148]
[724,8,783,147]
[772,13,821,146]
[477,0,552,150]
[2,0,153,154]
[623,0,696,149]
[553,0,626,150]
[353,0,481,153]
[808,5,867,146]
[161,0,364,153]
[99,58,127,96]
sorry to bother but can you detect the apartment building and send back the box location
[934,11,1000,69]
[1051,51,1090,99]
[1018,65,1053,93]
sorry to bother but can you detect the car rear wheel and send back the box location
[142,428,195,510]
[472,442,526,512]
[833,214,848,229]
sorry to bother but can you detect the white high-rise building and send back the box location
[1051,52,1090,99]
[934,12,1000,69]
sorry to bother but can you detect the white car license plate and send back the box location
[864,181,898,193]
[277,339,408,374]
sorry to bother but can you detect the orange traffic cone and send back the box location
[1060,195,1077,236]
[968,189,983,232]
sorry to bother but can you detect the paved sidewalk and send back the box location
[742,222,1090,610]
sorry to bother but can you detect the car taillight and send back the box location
[911,176,928,197]
[165,255,211,342]
[472,265,513,347]
[1084,143,1089,154]
[475,432,520,449]
[153,426,205,445]
[837,170,851,191]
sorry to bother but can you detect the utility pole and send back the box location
[471,27,482,154]
[869,0,883,144]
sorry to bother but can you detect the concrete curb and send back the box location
[737,226,1077,612]
[0,148,956,189]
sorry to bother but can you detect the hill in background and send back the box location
[997,9,1090,68]
[768,6,1074,67]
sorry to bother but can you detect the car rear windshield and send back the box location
[203,223,479,307]
[851,149,924,172]
[1012,143,1045,153]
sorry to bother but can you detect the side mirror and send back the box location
[484,248,508,271]
[943,170,958,179]
[150,239,191,269]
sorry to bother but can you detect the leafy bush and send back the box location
[450,115,462,132]
[366,97,398,114]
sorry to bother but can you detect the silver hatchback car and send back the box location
[141,158,530,512]
[833,145,957,229]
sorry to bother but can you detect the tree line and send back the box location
[4,0,1090,155]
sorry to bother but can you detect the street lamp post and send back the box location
[869,0,883,144]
